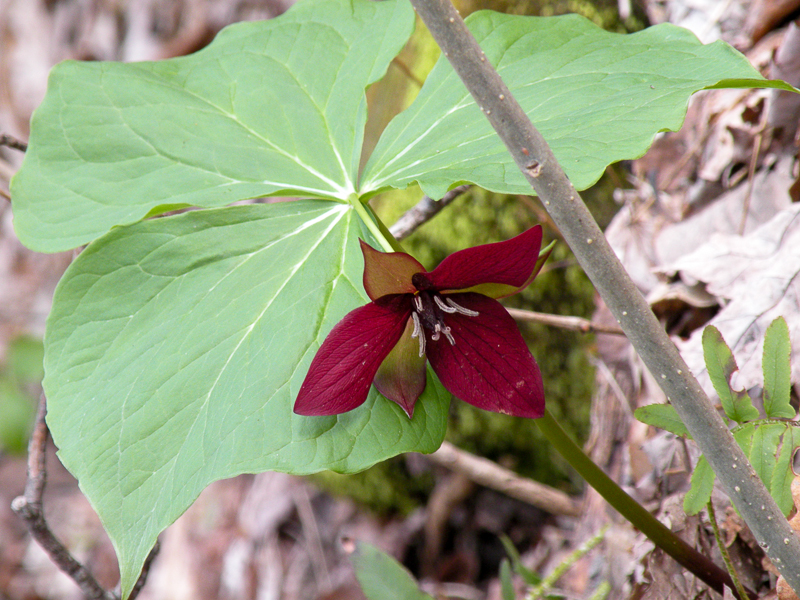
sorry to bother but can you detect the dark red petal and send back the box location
[373,317,428,418]
[294,296,412,416]
[360,240,424,300]
[426,225,543,292]
[426,293,544,418]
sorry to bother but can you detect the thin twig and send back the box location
[11,394,115,600]
[409,0,800,591]
[422,471,474,574]
[0,133,28,152]
[427,441,582,517]
[389,185,470,240]
[11,394,158,600]
[506,308,626,336]
[22,393,48,502]
[294,486,332,593]
[738,109,768,235]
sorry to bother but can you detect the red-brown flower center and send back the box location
[409,291,479,357]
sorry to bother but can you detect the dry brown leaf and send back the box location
[744,0,800,46]
[669,205,800,397]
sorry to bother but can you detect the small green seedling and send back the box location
[636,317,799,516]
[348,541,434,600]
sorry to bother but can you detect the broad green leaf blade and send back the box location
[770,427,800,516]
[361,13,790,200]
[11,0,414,253]
[763,317,795,419]
[684,455,715,516]
[634,403,691,438]
[702,326,759,423]
[350,542,435,600]
[43,201,449,598]
[748,422,785,493]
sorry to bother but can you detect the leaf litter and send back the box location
[580,17,800,599]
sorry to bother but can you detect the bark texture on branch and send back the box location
[428,441,582,517]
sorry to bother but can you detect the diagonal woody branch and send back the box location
[11,394,158,600]
[407,0,800,593]
[428,441,582,517]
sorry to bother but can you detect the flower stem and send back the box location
[350,195,403,253]
[535,410,755,600]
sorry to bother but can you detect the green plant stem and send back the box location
[587,581,611,600]
[351,195,404,253]
[708,500,750,600]
[525,524,608,600]
[408,0,800,592]
[535,410,755,600]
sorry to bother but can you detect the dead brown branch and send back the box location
[506,307,626,336]
[11,393,158,600]
[389,185,470,240]
[427,441,582,518]
[0,133,28,152]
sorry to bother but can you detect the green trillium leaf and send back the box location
[11,0,414,252]
[361,12,793,199]
[44,201,449,597]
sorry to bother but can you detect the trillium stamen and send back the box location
[413,291,470,348]
[441,323,456,345]
[411,311,426,357]
[446,297,479,317]
[434,295,458,313]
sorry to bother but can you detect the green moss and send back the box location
[311,457,434,516]
[457,0,646,33]
[0,336,43,455]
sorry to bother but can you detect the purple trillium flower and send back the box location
[294,225,547,419]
